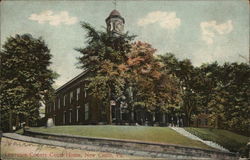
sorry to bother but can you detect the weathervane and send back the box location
[113,0,117,9]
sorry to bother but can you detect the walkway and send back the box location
[170,127,229,152]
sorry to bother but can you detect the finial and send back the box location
[113,0,117,9]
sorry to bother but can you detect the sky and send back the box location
[1,0,249,89]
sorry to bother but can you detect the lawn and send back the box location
[29,125,211,150]
[185,127,249,153]
[15,128,24,134]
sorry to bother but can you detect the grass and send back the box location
[29,125,212,150]
[185,127,250,153]
[15,128,24,134]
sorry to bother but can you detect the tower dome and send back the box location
[106,9,125,35]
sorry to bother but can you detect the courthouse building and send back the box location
[45,10,184,126]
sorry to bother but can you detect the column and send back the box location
[152,112,155,122]
[131,111,134,121]
[120,107,122,122]
[177,116,179,127]
[162,113,166,124]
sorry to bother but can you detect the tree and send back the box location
[184,61,250,134]
[125,43,180,113]
[201,62,250,134]
[76,23,181,123]
[159,53,202,126]
[76,22,136,123]
[0,34,57,132]
[221,63,250,135]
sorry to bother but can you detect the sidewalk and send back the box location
[170,127,229,152]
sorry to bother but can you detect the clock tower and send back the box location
[106,9,125,36]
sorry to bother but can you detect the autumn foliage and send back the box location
[76,23,181,113]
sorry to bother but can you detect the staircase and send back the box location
[170,127,229,152]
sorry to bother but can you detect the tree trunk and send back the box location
[106,86,112,124]
[185,114,190,127]
[16,115,19,129]
[9,110,13,132]
[106,104,112,124]
[26,117,29,127]
[131,108,134,122]
[215,115,219,129]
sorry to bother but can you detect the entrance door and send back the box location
[111,106,116,123]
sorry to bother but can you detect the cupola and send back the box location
[105,9,125,35]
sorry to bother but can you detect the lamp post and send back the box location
[110,100,116,124]
[128,85,135,123]
[8,100,13,133]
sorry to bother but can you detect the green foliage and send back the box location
[200,62,250,134]
[185,127,250,154]
[76,22,135,73]
[76,22,249,134]
[76,22,180,114]
[0,34,57,131]
[159,53,250,134]
[76,22,135,106]
[159,53,200,125]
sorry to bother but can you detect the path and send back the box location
[170,127,229,152]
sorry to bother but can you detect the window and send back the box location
[58,98,60,109]
[76,107,80,122]
[85,103,89,120]
[63,95,66,106]
[53,101,56,111]
[84,88,87,98]
[63,111,66,124]
[70,91,73,103]
[69,110,72,124]
[77,88,80,101]
[53,115,56,125]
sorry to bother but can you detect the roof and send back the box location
[109,9,121,16]
[55,71,87,94]
[106,9,125,23]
